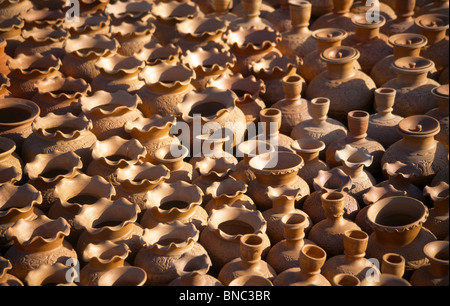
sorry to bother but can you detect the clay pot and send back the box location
[0,15,24,56]
[303,168,360,224]
[290,139,329,190]
[426,84,449,148]
[381,0,419,36]
[410,240,449,286]
[265,0,292,33]
[135,41,182,66]
[61,34,119,83]
[96,266,147,286]
[104,0,152,22]
[0,0,33,20]
[19,6,63,30]
[77,0,110,16]
[306,46,376,123]
[382,57,440,117]
[321,230,380,282]
[351,0,397,21]
[365,196,437,274]
[418,0,450,15]
[0,37,9,75]
[370,33,430,87]
[21,113,97,166]
[228,274,273,286]
[7,53,62,100]
[3,215,77,282]
[276,0,316,59]
[218,234,277,285]
[168,271,223,286]
[135,221,212,286]
[208,0,238,24]
[110,19,156,57]
[309,0,334,17]
[228,0,276,31]
[331,273,361,286]
[0,73,10,98]
[24,151,83,212]
[439,66,449,84]
[114,162,170,212]
[381,252,407,278]
[32,75,91,117]
[91,53,146,94]
[0,136,23,184]
[136,61,195,117]
[199,205,271,270]
[361,253,412,286]
[0,256,23,286]
[273,244,331,286]
[381,115,449,187]
[310,0,355,33]
[325,110,385,177]
[154,144,193,183]
[423,181,449,240]
[14,26,68,59]
[0,183,43,251]
[25,263,78,286]
[290,97,348,159]
[257,108,296,153]
[63,12,111,38]
[80,90,144,141]
[367,88,404,149]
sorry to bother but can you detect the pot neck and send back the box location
[433,198,449,216]
[428,259,449,278]
[213,193,244,207]
[89,257,125,271]
[354,27,380,42]
[393,45,422,60]
[159,158,184,172]
[271,198,296,213]
[341,164,365,178]
[15,235,65,253]
[298,151,320,163]
[401,133,437,150]
[326,61,356,80]
[87,222,134,242]
[420,29,447,44]
[316,40,342,53]
[395,70,429,87]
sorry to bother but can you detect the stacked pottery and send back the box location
[228,0,276,31]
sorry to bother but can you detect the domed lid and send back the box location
[431,84,449,100]
[392,56,435,73]
[398,115,440,136]
[320,46,360,64]
[351,13,386,28]
[388,33,428,49]
[415,13,449,31]
[312,28,348,42]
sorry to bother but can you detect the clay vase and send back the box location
[218,234,277,285]
[418,0,450,15]
[228,0,276,31]
[31,74,92,117]
[410,240,449,286]
[80,90,144,141]
[310,0,355,33]
[110,19,156,57]
[334,145,377,203]
[380,252,407,279]
[303,167,360,223]
[271,74,312,135]
[168,271,223,286]
[276,0,316,59]
[325,110,385,178]
[0,15,24,57]
[367,88,404,149]
[24,151,83,213]
[290,97,348,160]
[256,108,296,153]
[423,181,449,240]
[79,240,131,286]
[63,12,111,39]
[96,266,147,286]
[21,113,97,166]
[154,144,193,183]
[74,197,143,260]
[381,0,419,36]
[265,0,292,33]
[135,221,212,286]
[14,26,68,60]
[414,14,449,74]
[136,61,195,117]
[426,84,449,148]
[365,196,437,275]
[262,185,312,244]
[0,256,23,286]
[321,230,380,282]
[290,139,329,191]
[180,46,236,91]
[273,244,331,286]
[25,263,78,286]
[124,115,181,163]
[207,73,266,127]
[224,26,281,77]
[91,53,146,95]
[306,46,376,123]
[247,150,306,211]
[381,115,449,187]
[113,162,170,212]
[204,176,256,213]
[86,136,147,183]
[0,183,43,251]
[199,205,271,270]
[361,252,412,286]
[381,57,440,117]
[7,53,62,100]
[140,181,208,232]
[0,136,23,184]
[61,34,119,83]
[370,33,429,87]
[3,215,77,282]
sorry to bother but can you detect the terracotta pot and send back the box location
[81,90,143,141]
[303,168,360,223]
[310,0,355,33]
[382,57,440,117]
[265,0,292,33]
[0,0,33,20]
[381,115,449,187]
[410,240,449,286]
[381,252,407,278]
[199,205,271,269]
[365,196,437,274]
[168,271,223,286]
[423,181,449,240]
[14,25,68,59]
[208,0,238,24]
[24,151,83,212]
[331,273,361,286]
[351,0,397,21]
[32,75,91,117]
[77,0,110,16]
[309,0,334,17]
[0,136,23,184]
[154,144,193,183]
[136,61,195,117]
[21,113,97,166]
[381,0,419,36]
[228,0,276,31]
[135,40,182,66]
[3,215,77,281]
[96,266,147,286]
[0,15,24,56]
[426,84,449,148]
[25,263,78,286]
[218,234,277,285]
[291,97,348,159]
[110,19,156,57]
[257,107,296,153]
[306,46,376,123]
[0,256,23,286]
[418,0,449,15]
[135,221,212,286]
[63,12,111,38]
[273,244,331,286]
[104,0,152,22]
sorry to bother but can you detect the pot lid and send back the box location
[312,28,348,42]
[415,13,449,31]
[392,56,434,73]
[398,115,440,136]
[351,13,386,28]
[320,46,360,64]
[388,33,428,49]
[432,84,449,99]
